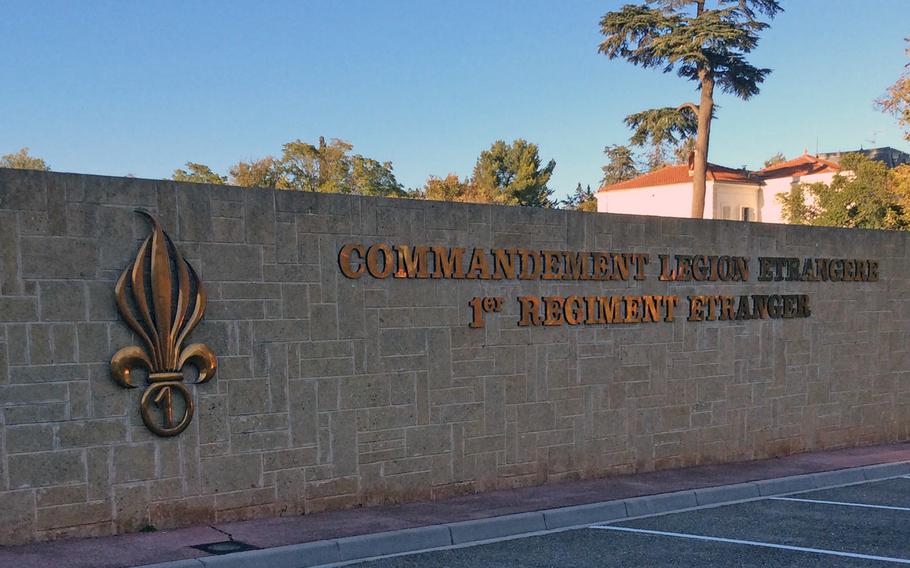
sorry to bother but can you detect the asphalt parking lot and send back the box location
[344,476,910,567]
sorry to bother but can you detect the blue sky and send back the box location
[1,1,908,202]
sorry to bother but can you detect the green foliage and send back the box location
[419,140,557,207]
[175,137,404,197]
[1,148,49,171]
[229,156,286,189]
[763,152,786,167]
[278,137,404,196]
[420,174,474,202]
[776,182,811,225]
[599,1,782,99]
[563,183,598,212]
[624,107,697,170]
[471,139,556,207]
[172,162,226,185]
[673,137,696,165]
[777,154,907,230]
[599,1,781,216]
[876,38,910,142]
[601,145,640,186]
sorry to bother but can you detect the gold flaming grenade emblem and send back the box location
[111,210,216,437]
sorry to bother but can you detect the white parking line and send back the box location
[769,496,910,512]
[589,525,910,564]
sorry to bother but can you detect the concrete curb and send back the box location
[135,461,910,568]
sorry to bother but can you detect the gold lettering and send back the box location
[338,244,365,279]
[395,245,430,279]
[432,246,465,279]
[624,296,642,323]
[366,244,394,279]
[465,248,491,280]
[688,296,705,322]
[492,248,517,280]
[543,296,565,325]
[518,296,542,326]
[600,296,622,324]
[518,249,541,280]
[565,296,584,325]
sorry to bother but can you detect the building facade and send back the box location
[596,152,841,224]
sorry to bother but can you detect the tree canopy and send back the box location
[601,144,640,186]
[471,139,556,207]
[763,152,786,167]
[172,162,226,185]
[172,137,404,197]
[599,0,782,217]
[876,38,910,142]
[563,183,598,212]
[418,140,557,207]
[778,153,908,230]
[624,107,697,170]
[1,148,49,171]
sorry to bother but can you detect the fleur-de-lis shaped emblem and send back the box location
[111,210,216,436]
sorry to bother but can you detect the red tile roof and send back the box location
[757,153,840,179]
[598,163,754,192]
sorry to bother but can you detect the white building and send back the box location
[596,152,841,224]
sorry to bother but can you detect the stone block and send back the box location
[406,424,452,457]
[6,424,55,453]
[57,418,127,448]
[87,281,118,321]
[21,237,98,279]
[228,379,271,416]
[516,402,556,433]
[0,297,38,322]
[0,490,36,545]
[0,382,67,405]
[0,168,47,210]
[35,485,86,509]
[201,453,262,493]
[36,500,112,531]
[8,450,85,488]
[380,328,427,357]
[339,375,390,409]
[113,444,156,482]
[5,403,67,424]
[244,190,276,244]
[113,484,150,533]
[201,243,263,281]
[76,323,109,363]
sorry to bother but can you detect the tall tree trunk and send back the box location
[690,72,715,218]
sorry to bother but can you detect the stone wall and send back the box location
[0,168,908,544]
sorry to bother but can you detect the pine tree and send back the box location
[601,145,639,186]
[600,1,782,217]
[472,139,556,207]
[563,183,598,212]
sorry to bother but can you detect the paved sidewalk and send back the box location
[2,442,909,568]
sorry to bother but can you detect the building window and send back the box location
[741,207,753,222]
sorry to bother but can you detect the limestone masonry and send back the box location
[0,168,908,544]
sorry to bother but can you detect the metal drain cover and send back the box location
[192,540,260,555]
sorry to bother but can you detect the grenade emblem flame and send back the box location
[111,210,216,436]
